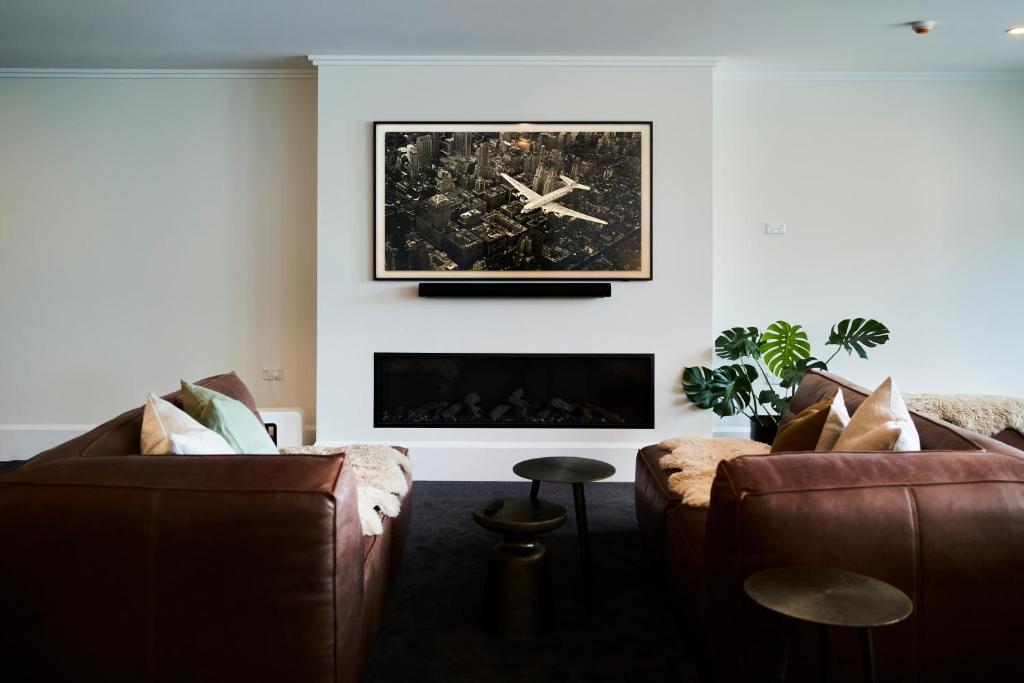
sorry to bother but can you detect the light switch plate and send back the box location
[765,222,786,235]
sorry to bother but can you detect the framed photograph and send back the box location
[374,122,652,280]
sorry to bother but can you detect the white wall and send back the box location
[315,64,714,480]
[7,70,1017,467]
[0,75,318,458]
[714,78,1024,426]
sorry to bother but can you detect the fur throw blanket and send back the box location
[280,444,411,536]
[658,437,770,507]
[904,394,1024,438]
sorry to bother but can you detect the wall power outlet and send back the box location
[262,367,284,381]
[764,222,786,235]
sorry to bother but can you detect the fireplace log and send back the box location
[550,398,576,413]
[442,402,464,418]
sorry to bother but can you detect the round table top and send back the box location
[472,497,567,535]
[744,566,913,629]
[512,456,616,484]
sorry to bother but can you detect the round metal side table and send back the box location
[744,566,913,682]
[512,456,615,613]
[473,496,566,638]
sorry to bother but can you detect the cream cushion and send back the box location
[815,389,851,451]
[141,393,234,455]
[832,377,921,452]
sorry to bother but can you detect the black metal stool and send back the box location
[473,497,566,638]
[744,566,913,682]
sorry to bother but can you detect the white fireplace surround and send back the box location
[314,60,714,480]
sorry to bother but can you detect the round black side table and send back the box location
[473,497,566,638]
[744,566,913,683]
[512,456,615,613]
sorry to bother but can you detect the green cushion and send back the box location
[180,380,278,455]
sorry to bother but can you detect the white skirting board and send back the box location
[314,440,649,482]
[2,428,660,481]
[0,426,91,461]
[0,411,312,461]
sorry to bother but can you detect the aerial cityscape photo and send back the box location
[377,126,649,278]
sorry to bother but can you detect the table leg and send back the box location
[819,624,829,682]
[859,628,875,683]
[779,618,794,681]
[572,482,591,614]
[529,480,540,500]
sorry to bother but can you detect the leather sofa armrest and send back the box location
[0,454,366,683]
[703,449,1024,681]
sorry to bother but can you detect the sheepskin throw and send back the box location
[904,394,1024,438]
[658,437,770,507]
[280,444,411,536]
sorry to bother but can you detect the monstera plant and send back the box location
[682,318,890,440]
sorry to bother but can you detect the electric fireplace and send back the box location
[374,353,654,428]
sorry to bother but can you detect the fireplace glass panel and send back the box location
[374,353,654,428]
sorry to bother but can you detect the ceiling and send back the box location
[1,0,1022,72]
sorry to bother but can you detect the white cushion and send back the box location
[815,388,851,451]
[141,393,234,455]
[832,377,921,452]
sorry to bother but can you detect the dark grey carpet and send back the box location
[361,481,698,683]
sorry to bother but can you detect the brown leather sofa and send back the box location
[0,372,411,683]
[636,370,1024,682]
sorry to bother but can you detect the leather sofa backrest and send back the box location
[26,372,261,467]
[783,370,1019,455]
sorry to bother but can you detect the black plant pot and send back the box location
[749,416,778,445]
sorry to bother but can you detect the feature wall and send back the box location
[314,61,715,480]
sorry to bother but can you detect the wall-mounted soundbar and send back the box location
[418,282,611,298]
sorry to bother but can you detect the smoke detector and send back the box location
[910,20,935,34]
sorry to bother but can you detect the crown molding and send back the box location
[715,70,1024,82]
[0,68,316,79]
[308,55,720,68]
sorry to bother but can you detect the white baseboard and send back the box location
[1,428,654,482]
[315,440,647,482]
[0,425,90,461]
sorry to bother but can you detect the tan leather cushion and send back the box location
[833,377,921,451]
[771,397,832,452]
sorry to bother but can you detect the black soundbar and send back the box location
[418,282,611,298]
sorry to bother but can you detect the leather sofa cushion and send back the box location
[995,428,1024,451]
[634,444,681,562]
[358,464,413,667]
[27,372,260,467]
[666,502,708,570]
[784,371,1013,454]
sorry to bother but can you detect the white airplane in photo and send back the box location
[500,173,608,225]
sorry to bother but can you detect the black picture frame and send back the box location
[373,121,653,281]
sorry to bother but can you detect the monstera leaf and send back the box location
[758,389,790,419]
[715,326,761,361]
[759,321,811,376]
[778,356,829,390]
[681,366,719,409]
[827,318,890,359]
[682,364,757,417]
